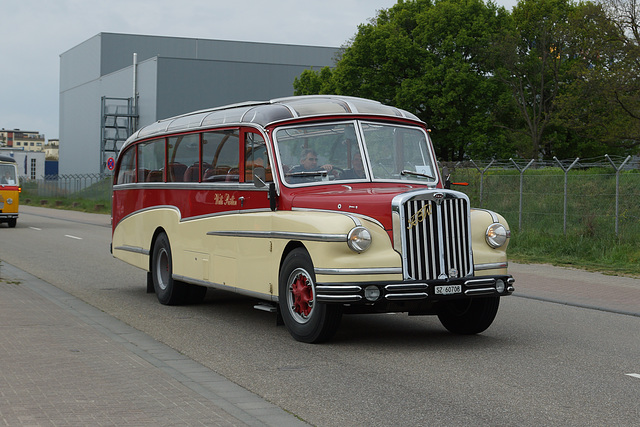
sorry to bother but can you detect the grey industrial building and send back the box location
[59,33,339,175]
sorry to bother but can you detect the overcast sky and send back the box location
[0,0,517,141]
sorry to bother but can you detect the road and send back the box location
[1,205,639,426]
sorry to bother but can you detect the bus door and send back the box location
[199,129,243,286]
[236,130,276,296]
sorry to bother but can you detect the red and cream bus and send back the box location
[111,95,514,343]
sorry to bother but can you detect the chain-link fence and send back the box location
[20,174,113,211]
[443,155,640,238]
[18,155,640,238]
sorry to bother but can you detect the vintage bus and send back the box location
[0,155,20,228]
[111,95,514,343]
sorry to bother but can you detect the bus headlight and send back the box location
[486,223,509,248]
[347,226,372,253]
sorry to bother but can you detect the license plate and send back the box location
[435,285,462,295]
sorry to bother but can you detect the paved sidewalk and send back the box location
[0,262,307,426]
[509,262,640,317]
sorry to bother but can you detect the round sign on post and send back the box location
[107,157,115,171]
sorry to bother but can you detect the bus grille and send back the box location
[402,195,472,281]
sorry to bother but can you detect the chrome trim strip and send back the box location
[474,262,508,271]
[472,208,499,223]
[385,292,428,300]
[315,267,403,275]
[384,283,428,291]
[291,207,383,229]
[464,287,496,296]
[173,274,277,302]
[207,230,346,242]
[464,278,497,286]
[315,285,363,293]
[117,205,182,225]
[113,245,150,256]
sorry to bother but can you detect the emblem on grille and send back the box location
[407,203,432,229]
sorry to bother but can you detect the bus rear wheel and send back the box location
[278,248,342,343]
[151,232,185,305]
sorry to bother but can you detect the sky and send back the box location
[0,0,517,141]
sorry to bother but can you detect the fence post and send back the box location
[510,158,534,231]
[470,159,495,206]
[605,154,631,236]
[554,157,580,235]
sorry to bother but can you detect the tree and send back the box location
[491,0,584,159]
[294,0,514,161]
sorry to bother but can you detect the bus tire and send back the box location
[278,248,342,343]
[7,218,16,228]
[151,232,185,305]
[437,296,500,335]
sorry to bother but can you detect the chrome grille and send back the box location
[400,193,472,281]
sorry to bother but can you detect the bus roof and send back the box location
[0,154,17,164]
[124,95,422,147]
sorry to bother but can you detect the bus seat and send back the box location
[146,170,163,182]
[168,163,187,182]
[226,168,239,182]
[183,164,200,182]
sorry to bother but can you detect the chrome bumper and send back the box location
[315,275,515,304]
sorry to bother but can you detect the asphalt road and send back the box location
[1,206,639,426]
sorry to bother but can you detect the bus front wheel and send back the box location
[278,248,342,343]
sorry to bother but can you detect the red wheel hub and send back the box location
[291,274,313,317]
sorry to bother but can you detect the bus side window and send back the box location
[244,132,271,182]
[202,130,240,182]
[167,134,199,182]
[116,147,136,184]
[138,138,165,182]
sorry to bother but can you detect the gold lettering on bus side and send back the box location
[214,193,238,206]
[407,204,432,230]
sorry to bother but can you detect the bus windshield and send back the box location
[0,164,17,185]
[274,121,436,185]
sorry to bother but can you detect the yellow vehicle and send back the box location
[0,155,20,228]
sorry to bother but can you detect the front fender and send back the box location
[470,209,510,275]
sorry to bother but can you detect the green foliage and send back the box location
[449,166,640,275]
[21,178,112,214]
[293,0,640,161]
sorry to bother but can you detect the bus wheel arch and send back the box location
[278,247,342,343]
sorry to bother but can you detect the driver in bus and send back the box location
[289,149,334,174]
[1,170,14,185]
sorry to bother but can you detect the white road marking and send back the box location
[29,227,42,231]
[64,234,83,240]
[625,373,640,379]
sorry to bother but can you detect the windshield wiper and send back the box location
[286,170,328,177]
[401,170,435,180]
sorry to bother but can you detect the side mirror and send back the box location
[441,166,468,189]
[253,167,277,211]
[253,167,266,188]
[442,166,451,189]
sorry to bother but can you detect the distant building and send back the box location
[59,32,340,175]
[0,149,46,179]
[1,129,45,152]
[45,139,59,160]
